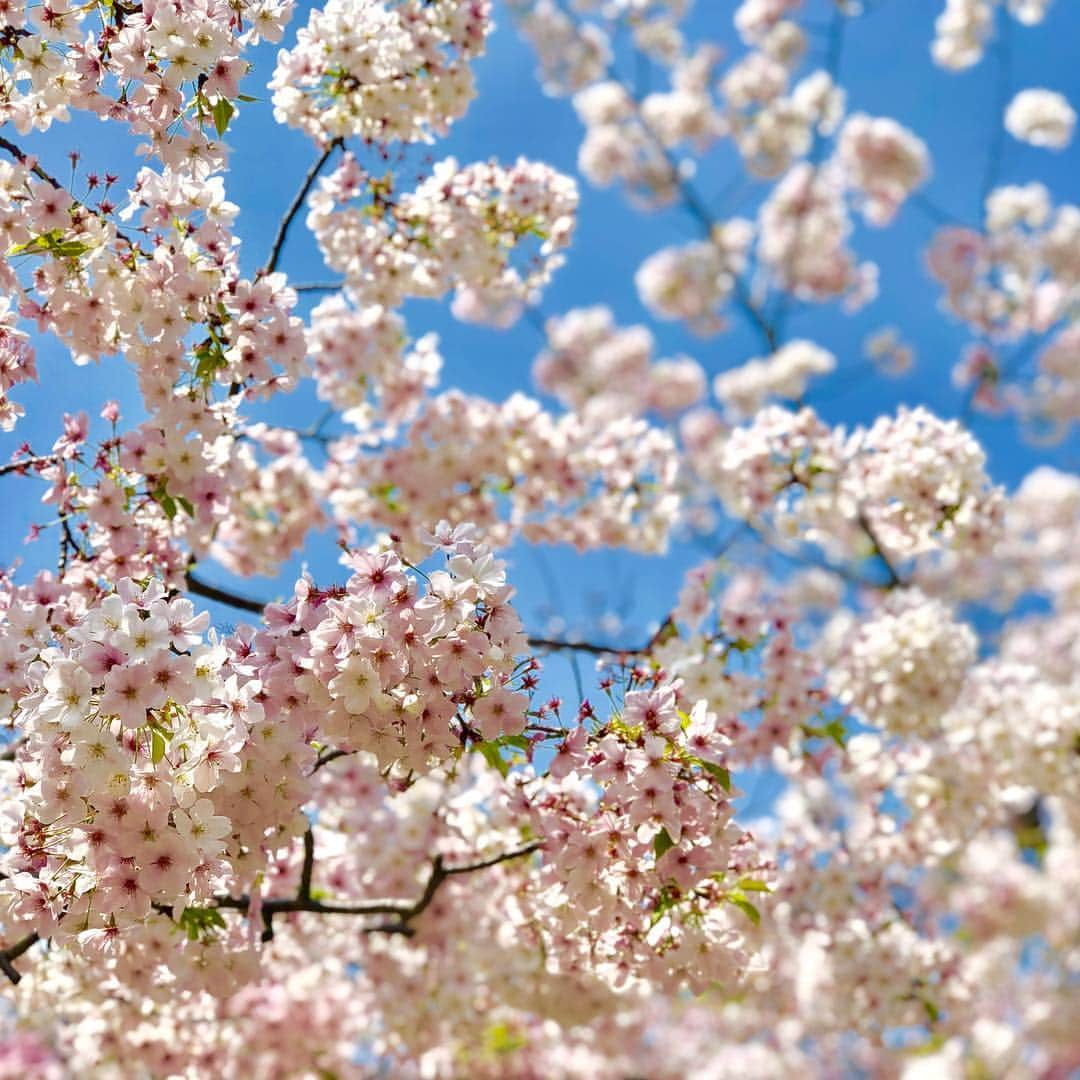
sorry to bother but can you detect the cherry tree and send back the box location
[0,0,1077,1076]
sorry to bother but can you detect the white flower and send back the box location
[1005,89,1076,149]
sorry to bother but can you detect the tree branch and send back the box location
[298,827,315,903]
[185,572,267,616]
[0,454,60,479]
[526,636,644,658]
[857,509,903,588]
[0,931,40,985]
[185,840,544,942]
[262,139,343,276]
[293,281,345,293]
[0,135,62,190]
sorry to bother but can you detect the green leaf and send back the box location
[175,495,195,519]
[237,93,260,103]
[801,719,846,748]
[653,827,676,860]
[701,760,731,792]
[150,728,167,764]
[212,96,235,136]
[154,487,178,520]
[194,339,226,384]
[727,894,761,926]
[737,878,771,893]
[476,740,509,778]
[176,905,226,942]
[483,1021,527,1056]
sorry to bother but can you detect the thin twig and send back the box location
[298,827,315,903]
[185,572,266,616]
[262,139,343,276]
[0,135,61,190]
[164,840,544,943]
[293,281,345,293]
[0,931,40,985]
[0,455,59,479]
[857,509,903,588]
[981,19,1013,208]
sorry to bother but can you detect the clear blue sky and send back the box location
[4,0,1080,673]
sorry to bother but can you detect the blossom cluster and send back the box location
[322,391,682,559]
[695,403,1004,567]
[532,305,705,419]
[713,339,836,418]
[308,154,578,326]
[271,0,493,145]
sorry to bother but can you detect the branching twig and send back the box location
[262,139,344,276]
[176,840,544,943]
[0,135,62,190]
[981,19,1013,208]
[0,931,40,985]
[185,571,267,615]
[293,281,345,293]
[857,509,903,588]
[309,747,356,774]
[0,455,60,479]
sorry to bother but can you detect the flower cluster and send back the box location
[0,0,289,148]
[533,305,705,419]
[306,297,442,431]
[308,154,578,325]
[1004,87,1076,148]
[322,391,682,559]
[635,224,754,334]
[270,0,492,145]
[527,675,771,995]
[701,404,1004,566]
[713,339,836,418]
[835,113,930,225]
[758,163,877,307]
[826,589,977,736]
[933,0,1054,70]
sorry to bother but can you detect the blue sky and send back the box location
[4,0,1080,674]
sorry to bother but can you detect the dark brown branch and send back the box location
[310,747,356,774]
[0,454,60,478]
[185,572,266,616]
[262,139,343,276]
[526,636,644,658]
[0,136,61,190]
[298,827,315,903]
[203,840,543,942]
[857,509,903,588]
[0,931,40,985]
[293,281,345,293]
[0,737,26,762]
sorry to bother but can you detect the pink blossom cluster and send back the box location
[713,338,836,418]
[826,588,977,737]
[933,0,1053,70]
[322,391,682,559]
[306,296,442,432]
[308,153,578,326]
[835,113,930,225]
[635,223,754,334]
[0,0,289,147]
[702,404,1005,567]
[532,305,705,419]
[270,0,492,145]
